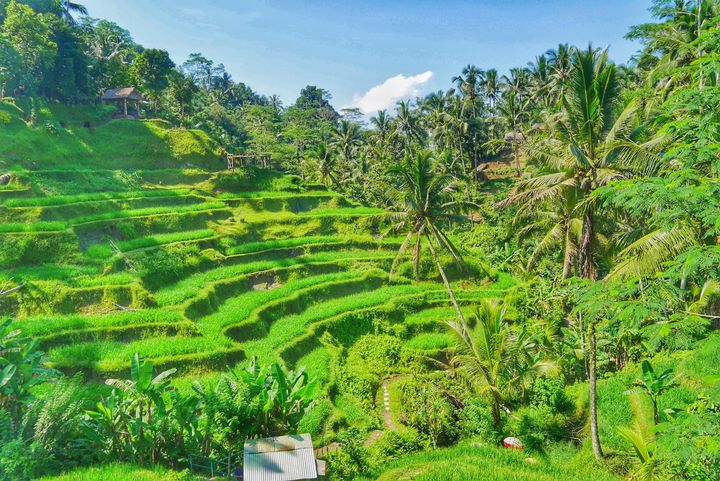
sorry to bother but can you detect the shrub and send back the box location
[346,334,402,376]
[458,397,500,443]
[327,428,370,481]
[369,428,430,466]
[505,405,572,451]
[530,377,574,413]
[399,376,458,447]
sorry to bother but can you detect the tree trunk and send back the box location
[588,320,603,462]
[579,213,597,280]
[425,234,468,326]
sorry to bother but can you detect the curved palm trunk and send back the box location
[588,320,603,462]
[425,233,467,326]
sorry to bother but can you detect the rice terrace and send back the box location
[0,1,719,480]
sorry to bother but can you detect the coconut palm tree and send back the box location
[528,54,553,108]
[384,151,471,324]
[547,43,574,102]
[453,64,484,117]
[497,90,530,176]
[394,100,423,156]
[306,142,340,188]
[446,299,549,428]
[370,109,394,149]
[510,186,583,279]
[332,119,362,166]
[60,0,88,24]
[502,45,661,461]
[482,68,502,114]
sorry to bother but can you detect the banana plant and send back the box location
[625,360,681,424]
[104,353,177,463]
[0,320,54,427]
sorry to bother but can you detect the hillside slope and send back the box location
[0,99,222,171]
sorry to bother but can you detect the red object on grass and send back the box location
[503,437,525,450]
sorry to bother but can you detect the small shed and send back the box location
[101,87,143,118]
[244,434,324,481]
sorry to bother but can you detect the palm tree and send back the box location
[502,67,531,100]
[502,45,661,461]
[528,54,553,108]
[332,119,361,166]
[306,142,340,188]
[497,90,530,176]
[482,68,502,114]
[370,109,394,149]
[268,94,283,113]
[446,299,549,428]
[547,44,574,102]
[394,100,423,155]
[511,188,583,279]
[384,151,471,324]
[60,0,88,24]
[453,65,484,117]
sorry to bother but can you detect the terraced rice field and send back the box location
[0,167,509,391]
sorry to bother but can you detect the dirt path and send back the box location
[381,378,396,431]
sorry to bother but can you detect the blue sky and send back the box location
[83,0,652,113]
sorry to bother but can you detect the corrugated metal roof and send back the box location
[244,434,318,481]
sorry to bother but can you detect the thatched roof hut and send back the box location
[101,87,143,118]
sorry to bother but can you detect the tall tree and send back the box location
[385,151,470,324]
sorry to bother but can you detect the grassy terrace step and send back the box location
[245,282,427,366]
[1,189,192,208]
[155,245,397,306]
[47,271,380,375]
[31,194,208,222]
[0,221,67,233]
[191,271,370,341]
[0,281,152,317]
[181,261,349,319]
[11,309,186,338]
[181,257,392,320]
[217,190,338,200]
[0,264,103,283]
[222,271,390,343]
[68,201,227,226]
[85,229,217,259]
[278,289,497,369]
[225,235,344,255]
[222,193,350,213]
[296,206,385,216]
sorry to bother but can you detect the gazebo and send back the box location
[101,87,143,118]
[243,434,326,481]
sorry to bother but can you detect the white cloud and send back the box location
[347,71,434,114]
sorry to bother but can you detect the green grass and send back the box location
[70,201,226,225]
[36,463,206,481]
[217,190,340,199]
[155,250,392,306]
[404,332,455,351]
[371,442,620,481]
[3,189,191,207]
[0,100,221,170]
[0,221,66,232]
[241,282,422,365]
[225,235,344,255]
[12,309,185,338]
[85,229,216,258]
[297,206,385,216]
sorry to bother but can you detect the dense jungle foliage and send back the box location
[0,1,719,480]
